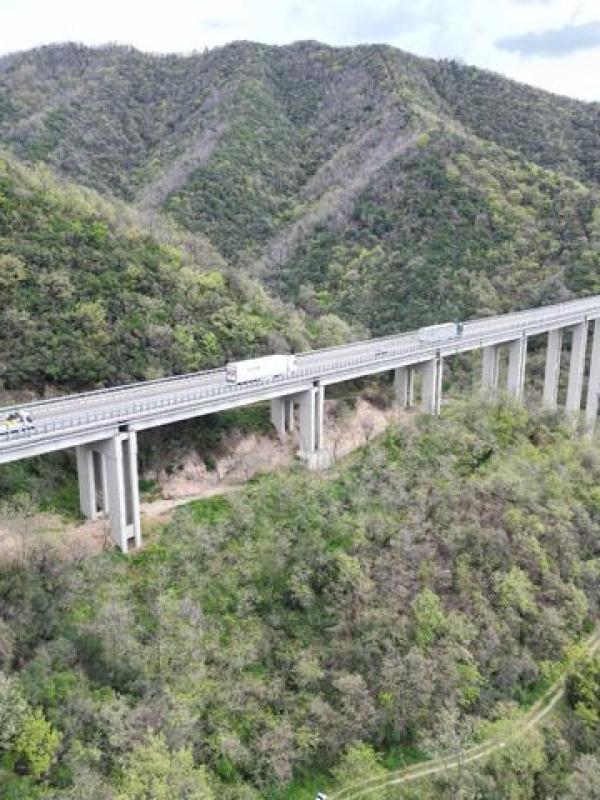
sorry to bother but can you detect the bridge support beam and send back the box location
[298,385,325,467]
[507,336,527,400]
[76,430,141,553]
[394,366,414,408]
[481,345,501,398]
[421,356,443,415]
[270,396,293,439]
[543,329,563,411]
[566,321,588,414]
[586,319,600,431]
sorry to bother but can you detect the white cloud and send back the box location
[0,0,598,100]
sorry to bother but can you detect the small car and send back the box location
[0,410,35,436]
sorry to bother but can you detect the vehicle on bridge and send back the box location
[226,354,298,384]
[0,410,35,437]
[418,322,463,343]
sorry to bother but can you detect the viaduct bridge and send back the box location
[1,295,600,552]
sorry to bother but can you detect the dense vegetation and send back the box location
[1,37,600,800]
[274,132,600,333]
[2,403,600,797]
[0,40,598,350]
[0,151,351,392]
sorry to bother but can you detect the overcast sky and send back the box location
[1,0,599,101]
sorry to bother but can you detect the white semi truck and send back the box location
[0,410,35,437]
[418,322,463,343]
[225,354,298,384]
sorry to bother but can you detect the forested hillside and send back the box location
[1,36,600,800]
[0,42,600,383]
[0,40,597,350]
[3,403,600,797]
[0,151,351,392]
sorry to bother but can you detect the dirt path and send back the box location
[139,484,241,519]
[329,628,600,800]
[0,399,413,562]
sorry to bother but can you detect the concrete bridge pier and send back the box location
[586,319,600,431]
[297,384,325,467]
[481,344,501,397]
[270,396,294,439]
[566,321,588,414]
[394,366,414,408]
[75,445,107,520]
[421,356,443,415]
[507,336,527,400]
[76,430,141,553]
[543,329,563,411]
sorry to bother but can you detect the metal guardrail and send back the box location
[1,299,599,448]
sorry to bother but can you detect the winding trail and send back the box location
[329,627,600,800]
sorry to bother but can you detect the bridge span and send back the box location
[2,295,600,551]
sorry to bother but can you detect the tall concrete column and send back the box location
[585,319,600,431]
[76,445,100,520]
[76,445,108,520]
[507,336,527,400]
[566,321,588,414]
[542,329,563,411]
[78,430,142,553]
[481,345,501,397]
[298,384,325,464]
[421,356,443,415]
[270,396,293,439]
[394,366,414,408]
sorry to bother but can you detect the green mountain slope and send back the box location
[424,58,600,185]
[0,151,328,392]
[0,40,597,339]
[273,131,600,334]
[2,403,600,797]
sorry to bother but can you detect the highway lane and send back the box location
[1,295,599,449]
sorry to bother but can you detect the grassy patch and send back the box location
[38,477,80,520]
[187,494,231,525]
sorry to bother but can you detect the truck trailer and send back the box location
[418,322,463,344]
[225,354,298,384]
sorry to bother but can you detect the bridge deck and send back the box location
[1,295,599,464]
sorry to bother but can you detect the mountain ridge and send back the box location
[0,38,598,387]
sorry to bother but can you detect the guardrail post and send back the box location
[543,329,563,411]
